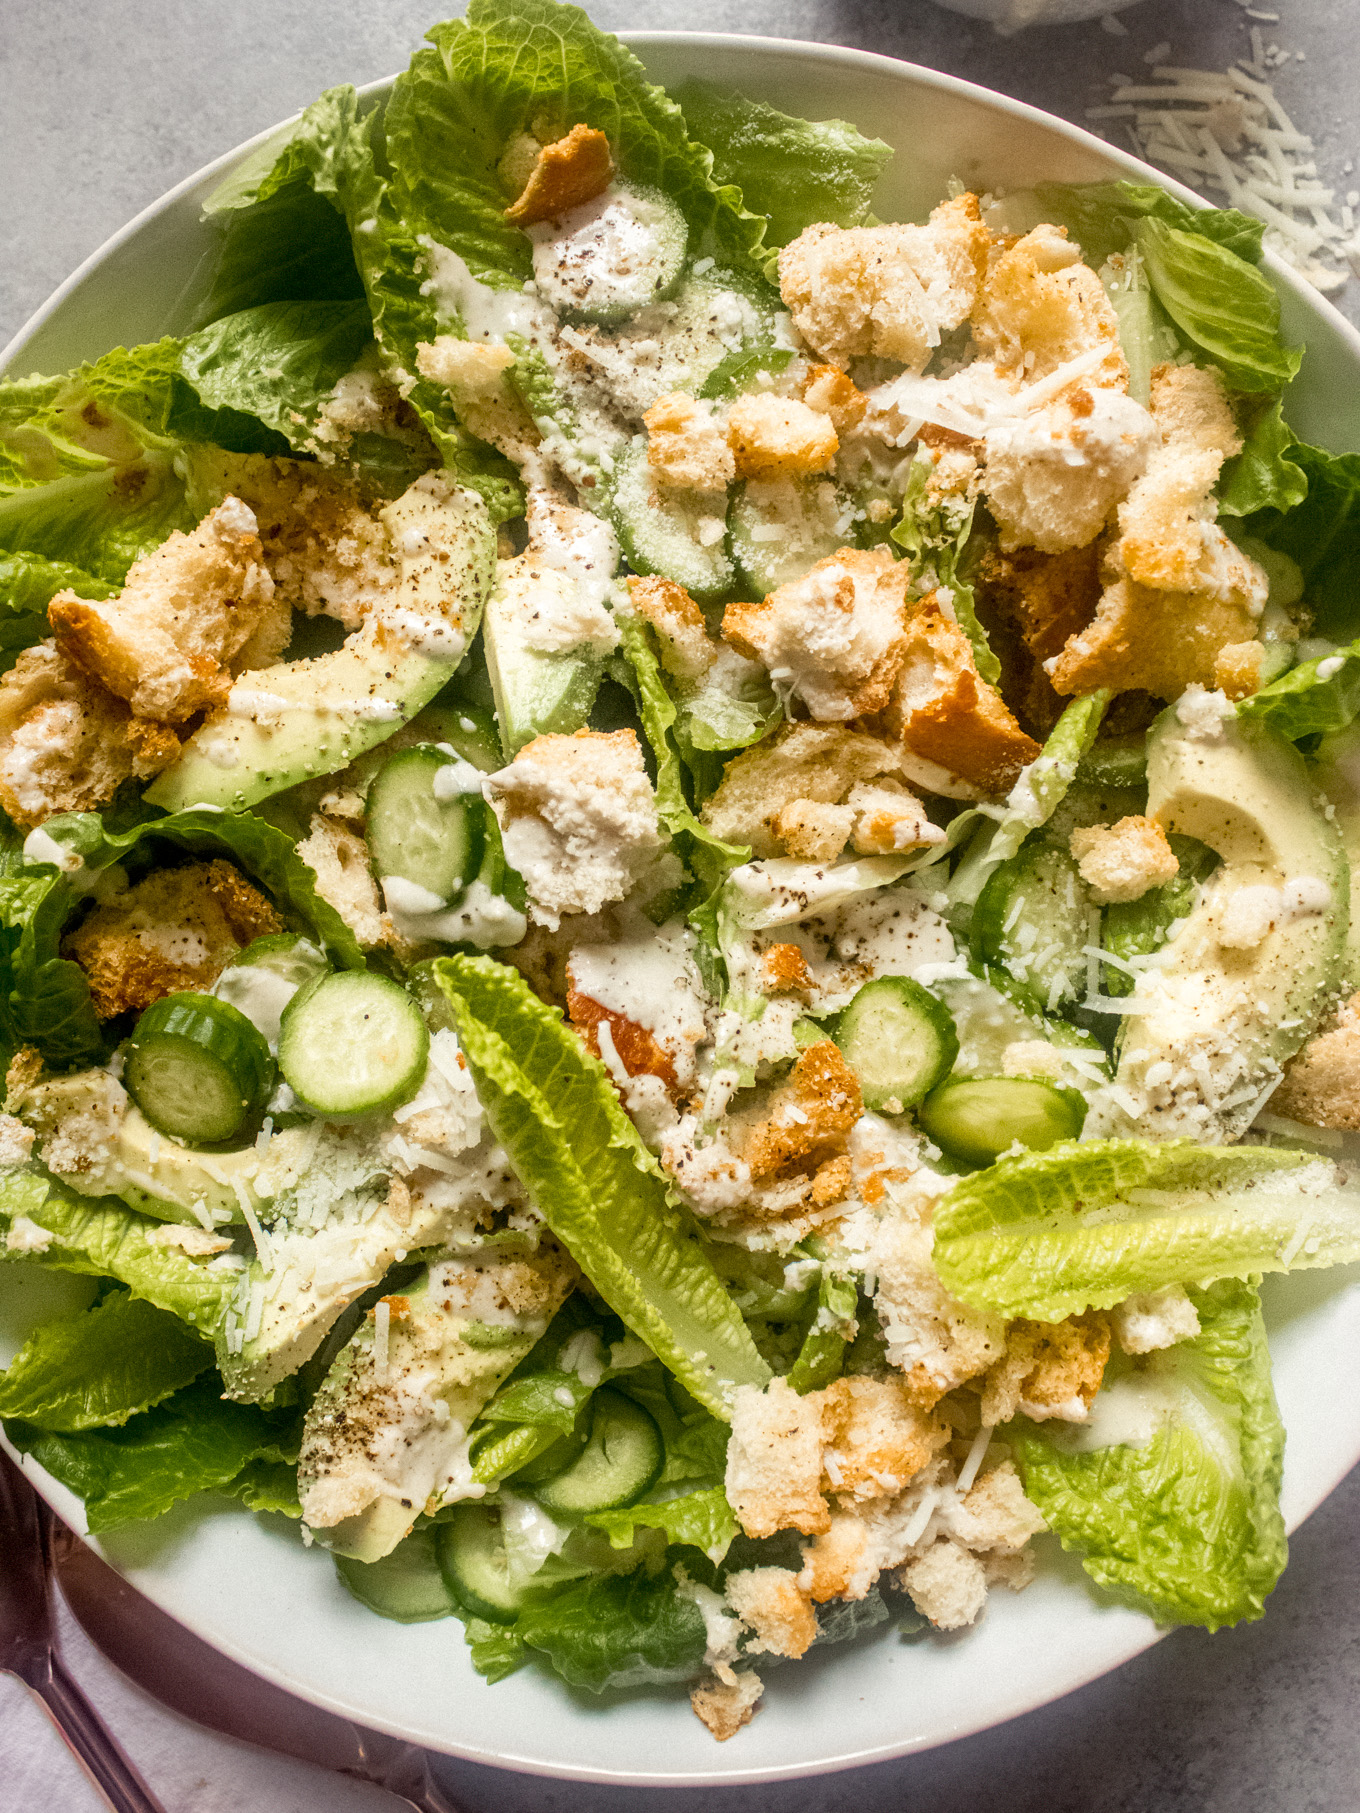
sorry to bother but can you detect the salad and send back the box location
[3,0,1360,1746]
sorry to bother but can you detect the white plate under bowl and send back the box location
[5,32,1360,1789]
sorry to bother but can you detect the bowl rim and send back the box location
[4,28,1360,1789]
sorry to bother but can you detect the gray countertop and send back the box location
[3,4,1360,1809]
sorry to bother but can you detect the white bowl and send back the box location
[5,31,1360,1789]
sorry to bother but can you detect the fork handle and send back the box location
[24,1651,168,1813]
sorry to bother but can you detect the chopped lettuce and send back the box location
[1243,440,1360,642]
[586,1486,739,1561]
[0,1290,211,1431]
[0,549,115,676]
[933,1138,1360,1322]
[892,451,997,684]
[1013,1278,1285,1630]
[0,866,105,1073]
[464,1616,529,1682]
[1133,218,1301,394]
[1217,397,1309,519]
[1237,636,1360,741]
[435,954,771,1416]
[513,1567,707,1692]
[1034,180,1266,267]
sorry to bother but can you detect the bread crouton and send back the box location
[700,720,915,858]
[740,1040,862,1182]
[884,593,1040,796]
[943,1459,1047,1553]
[872,1207,1006,1405]
[297,813,389,949]
[723,546,912,722]
[1111,1284,1202,1354]
[1274,990,1360,1130]
[1119,364,1244,593]
[773,798,856,862]
[0,643,180,828]
[810,1152,853,1206]
[982,1311,1111,1425]
[800,364,867,433]
[1069,815,1178,904]
[819,1376,948,1502]
[779,194,989,372]
[49,498,274,722]
[643,392,736,492]
[725,1567,818,1659]
[1047,570,1265,702]
[978,543,1102,665]
[900,1538,988,1630]
[503,123,614,225]
[625,574,717,681]
[63,860,282,1018]
[972,222,1126,386]
[845,776,943,855]
[690,1671,763,1741]
[417,335,541,468]
[484,729,664,928]
[566,987,678,1092]
[759,941,814,995]
[982,384,1158,555]
[1214,640,1265,701]
[799,1509,873,1602]
[726,1376,831,1538]
[726,394,838,481]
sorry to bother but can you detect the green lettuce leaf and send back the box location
[0,1290,211,1431]
[1236,636,1360,741]
[1013,1277,1285,1629]
[0,549,115,675]
[4,1374,292,1533]
[463,1615,529,1681]
[435,954,771,1417]
[611,1361,731,1486]
[586,1485,738,1561]
[1217,397,1309,518]
[892,452,997,683]
[225,1457,303,1517]
[1243,441,1360,642]
[513,1567,706,1692]
[1034,180,1265,267]
[1133,218,1302,394]
[0,866,104,1073]
[933,1138,1360,1321]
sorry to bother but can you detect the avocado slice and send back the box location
[482,554,610,757]
[297,1245,574,1562]
[1090,701,1348,1142]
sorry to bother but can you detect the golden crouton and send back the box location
[503,123,614,225]
[50,497,274,723]
[726,394,839,481]
[982,1311,1111,1426]
[900,1538,988,1630]
[566,986,678,1092]
[819,1376,948,1502]
[946,1459,1048,1554]
[773,797,856,862]
[626,575,717,681]
[978,544,1101,665]
[1274,991,1360,1130]
[1069,815,1179,904]
[297,813,389,949]
[690,1671,764,1741]
[883,593,1040,796]
[1047,571,1263,702]
[1214,640,1265,701]
[972,221,1127,387]
[809,1153,853,1206]
[759,941,814,995]
[779,194,989,372]
[740,1041,863,1182]
[800,1508,875,1603]
[700,720,914,858]
[725,1567,818,1659]
[1119,365,1243,593]
[64,860,282,1019]
[872,1207,1006,1405]
[800,364,867,433]
[416,336,541,470]
[845,776,941,855]
[643,392,736,492]
[0,643,180,829]
[4,1047,43,1114]
[726,1377,831,1538]
[723,546,913,722]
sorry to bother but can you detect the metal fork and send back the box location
[0,1451,166,1813]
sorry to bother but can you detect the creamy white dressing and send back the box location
[526,488,621,616]
[432,759,486,801]
[528,186,679,319]
[382,876,528,950]
[419,239,555,343]
[213,965,301,1052]
[567,922,708,1057]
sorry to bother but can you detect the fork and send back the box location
[0,1451,166,1813]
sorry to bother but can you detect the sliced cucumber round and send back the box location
[918,1074,1088,1168]
[334,1528,456,1624]
[729,477,846,596]
[214,934,330,1050]
[529,182,688,325]
[278,973,428,1117]
[607,439,734,603]
[532,1386,663,1517]
[833,976,959,1113]
[511,1424,592,1487]
[125,993,274,1145]
[972,839,1098,1014]
[367,745,484,904]
[437,1502,537,1624]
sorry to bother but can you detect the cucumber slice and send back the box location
[833,976,959,1112]
[278,973,428,1117]
[334,1527,456,1624]
[125,993,274,1145]
[529,183,688,325]
[214,934,329,1050]
[532,1386,663,1516]
[729,477,845,596]
[918,1074,1087,1168]
[607,440,734,603]
[366,745,484,903]
[972,839,1098,1014]
[437,1502,537,1623]
[1075,735,1148,791]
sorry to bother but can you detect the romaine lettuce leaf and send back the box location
[1237,636,1360,741]
[612,1361,731,1486]
[1033,180,1265,267]
[892,452,997,684]
[435,954,771,1416]
[1013,1277,1285,1629]
[4,1373,294,1533]
[464,1616,529,1682]
[513,1567,707,1692]
[1133,218,1302,394]
[0,867,104,1073]
[933,1138,1360,1321]
[1243,440,1360,642]
[586,1486,738,1561]
[0,549,115,675]
[0,1289,210,1431]
[1217,397,1309,518]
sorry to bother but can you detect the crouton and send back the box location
[774,798,856,863]
[1069,815,1179,904]
[943,1459,1048,1554]
[977,543,1102,664]
[416,336,540,468]
[900,1538,988,1629]
[1214,639,1265,701]
[700,720,914,858]
[799,1509,873,1602]
[779,194,989,371]
[503,123,614,225]
[566,988,678,1092]
[845,776,943,855]
[982,385,1158,555]
[884,593,1040,796]
[725,1567,818,1659]
[726,1376,831,1538]
[872,1207,1006,1404]
[484,729,665,928]
[760,942,814,995]
[1047,569,1265,702]
[230,591,293,673]
[4,1048,43,1114]
[1119,365,1244,593]
[643,392,736,492]
[626,575,716,683]
[972,222,1127,387]
[810,1153,853,1206]
[24,1076,126,1182]
[690,1671,764,1741]
[819,1375,948,1502]
[49,498,274,722]
[1111,1284,1202,1354]
[800,364,867,433]
[1274,990,1360,1130]
[726,394,839,481]
[740,1040,863,1182]
[982,1311,1111,1425]
[0,642,180,828]
[63,860,281,1018]
[723,546,912,722]
[0,1114,34,1170]
[297,813,389,949]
